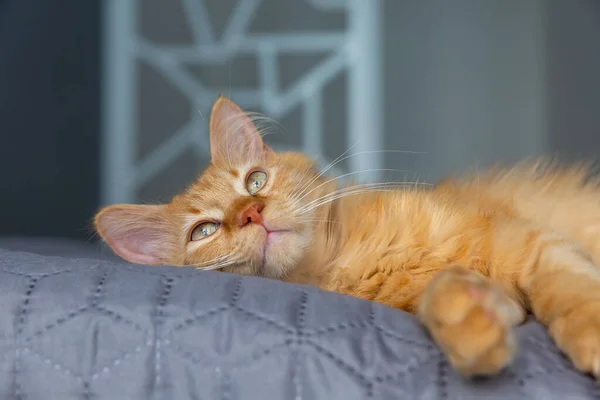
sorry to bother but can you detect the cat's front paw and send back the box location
[548,304,600,378]
[418,266,525,377]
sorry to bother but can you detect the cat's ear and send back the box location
[94,204,174,265]
[209,96,272,165]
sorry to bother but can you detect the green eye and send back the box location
[191,222,219,241]
[246,171,267,195]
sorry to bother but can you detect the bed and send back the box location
[0,237,596,399]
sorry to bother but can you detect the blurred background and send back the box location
[0,0,599,242]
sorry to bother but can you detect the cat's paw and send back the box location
[548,304,600,378]
[418,266,525,377]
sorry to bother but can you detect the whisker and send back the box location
[247,112,289,138]
[291,149,426,203]
[304,185,412,208]
[291,142,360,201]
[199,254,232,264]
[298,219,342,225]
[291,168,409,207]
[185,253,233,268]
[311,148,425,184]
[297,181,431,215]
[196,260,239,271]
[298,188,401,215]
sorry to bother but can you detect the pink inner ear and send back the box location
[107,231,164,265]
[95,205,170,265]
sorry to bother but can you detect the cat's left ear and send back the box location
[209,96,272,166]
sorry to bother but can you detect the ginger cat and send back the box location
[95,96,600,378]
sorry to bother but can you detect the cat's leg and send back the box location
[473,220,600,378]
[418,265,526,377]
[522,234,600,377]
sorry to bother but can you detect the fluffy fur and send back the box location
[95,96,600,378]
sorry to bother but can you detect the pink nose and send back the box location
[237,203,264,227]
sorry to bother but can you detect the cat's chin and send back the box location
[258,230,308,279]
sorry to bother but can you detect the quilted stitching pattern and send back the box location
[0,247,598,400]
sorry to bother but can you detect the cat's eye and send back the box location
[246,170,267,195]
[190,222,219,241]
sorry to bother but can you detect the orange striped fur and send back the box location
[95,97,600,378]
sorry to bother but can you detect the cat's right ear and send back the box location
[94,204,174,265]
[209,96,271,166]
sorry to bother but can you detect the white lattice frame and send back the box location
[102,0,382,205]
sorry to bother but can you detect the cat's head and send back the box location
[94,96,332,278]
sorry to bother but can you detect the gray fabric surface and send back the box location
[0,239,597,399]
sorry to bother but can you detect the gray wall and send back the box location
[384,0,548,181]
[0,0,100,239]
[115,0,600,203]
[546,0,600,161]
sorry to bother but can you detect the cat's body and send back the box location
[95,96,600,378]
[299,162,600,306]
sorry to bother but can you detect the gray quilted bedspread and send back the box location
[0,239,598,399]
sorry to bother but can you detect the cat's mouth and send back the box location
[265,230,287,247]
[263,228,288,246]
[258,225,291,264]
